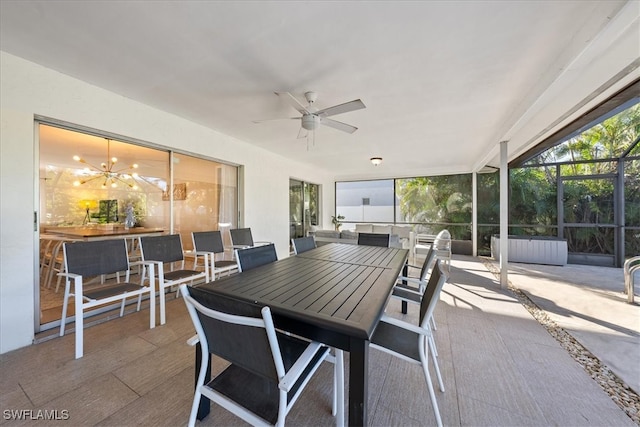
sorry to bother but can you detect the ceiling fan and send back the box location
[255,91,366,143]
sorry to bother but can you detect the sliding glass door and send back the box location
[289,179,319,244]
[38,123,238,331]
[172,152,238,253]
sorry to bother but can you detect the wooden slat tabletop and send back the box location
[197,243,408,341]
[296,242,407,268]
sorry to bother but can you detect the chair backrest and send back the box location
[419,260,447,328]
[433,229,451,250]
[357,232,390,247]
[236,243,278,272]
[184,285,279,381]
[192,230,225,254]
[230,228,254,247]
[140,234,185,263]
[64,239,129,277]
[291,236,316,254]
[418,246,437,282]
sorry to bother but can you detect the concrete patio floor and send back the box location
[1,254,638,425]
[491,257,640,396]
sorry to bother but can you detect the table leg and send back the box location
[401,262,408,314]
[349,337,369,426]
[195,342,212,420]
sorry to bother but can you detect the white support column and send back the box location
[499,141,509,289]
[472,171,478,257]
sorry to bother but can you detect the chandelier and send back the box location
[72,139,140,189]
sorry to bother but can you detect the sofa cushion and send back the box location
[373,225,392,234]
[315,230,340,239]
[355,224,373,233]
[392,225,411,239]
[340,230,358,240]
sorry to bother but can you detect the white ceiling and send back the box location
[1,1,637,179]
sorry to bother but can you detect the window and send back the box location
[335,175,472,241]
[336,180,395,226]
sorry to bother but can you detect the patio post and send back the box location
[499,141,508,289]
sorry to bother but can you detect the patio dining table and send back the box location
[43,226,164,241]
[194,242,408,426]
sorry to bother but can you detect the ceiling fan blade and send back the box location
[297,127,308,139]
[275,92,310,115]
[317,99,366,118]
[322,118,358,134]
[252,117,299,124]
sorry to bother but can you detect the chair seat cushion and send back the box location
[214,260,237,269]
[164,269,203,281]
[207,332,328,425]
[209,364,280,425]
[84,283,144,300]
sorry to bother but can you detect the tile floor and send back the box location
[2,255,637,426]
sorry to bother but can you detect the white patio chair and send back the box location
[393,246,438,301]
[291,235,316,254]
[59,239,156,359]
[229,227,271,250]
[357,232,390,247]
[433,229,452,274]
[370,260,447,427]
[413,233,436,260]
[180,284,344,427]
[235,243,278,272]
[390,246,440,355]
[139,234,209,325]
[192,230,238,279]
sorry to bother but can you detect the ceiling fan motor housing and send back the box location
[304,91,318,104]
[301,114,321,130]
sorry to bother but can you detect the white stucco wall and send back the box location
[0,52,334,354]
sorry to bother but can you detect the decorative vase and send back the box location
[124,205,136,229]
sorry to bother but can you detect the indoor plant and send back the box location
[331,214,345,231]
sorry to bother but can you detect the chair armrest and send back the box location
[414,243,433,249]
[186,334,200,346]
[405,264,423,270]
[232,244,250,249]
[57,272,80,279]
[391,285,423,306]
[279,341,328,392]
[193,250,215,256]
[380,314,430,336]
[130,260,161,267]
[393,285,422,297]
[396,276,423,286]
